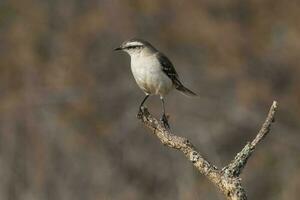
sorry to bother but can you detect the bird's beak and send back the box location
[114,47,123,51]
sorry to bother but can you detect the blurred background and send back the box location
[0,0,299,199]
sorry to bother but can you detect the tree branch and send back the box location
[137,101,278,200]
[223,101,278,177]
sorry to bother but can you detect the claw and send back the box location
[137,106,144,119]
[161,114,170,129]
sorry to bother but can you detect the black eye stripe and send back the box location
[126,45,143,49]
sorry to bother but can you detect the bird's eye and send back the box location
[126,45,143,49]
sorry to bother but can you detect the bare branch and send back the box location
[137,101,278,200]
[137,108,219,177]
[223,101,278,177]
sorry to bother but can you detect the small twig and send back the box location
[251,101,277,147]
[137,101,278,200]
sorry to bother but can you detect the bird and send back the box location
[114,38,197,128]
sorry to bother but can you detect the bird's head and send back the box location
[114,39,156,56]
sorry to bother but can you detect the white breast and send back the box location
[130,54,173,96]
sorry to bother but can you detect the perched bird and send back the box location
[115,38,197,128]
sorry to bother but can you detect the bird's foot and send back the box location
[161,114,170,130]
[137,106,145,119]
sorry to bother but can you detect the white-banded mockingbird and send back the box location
[115,38,197,128]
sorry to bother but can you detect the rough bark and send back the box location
[137,101,278,200]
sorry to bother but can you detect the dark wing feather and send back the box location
[157,53,182,87]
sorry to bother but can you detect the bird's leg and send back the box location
[137,94,150,118]
[160,97,170,129]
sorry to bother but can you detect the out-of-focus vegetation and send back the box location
[0,0,299,199]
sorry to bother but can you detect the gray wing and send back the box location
[157,53,183,87]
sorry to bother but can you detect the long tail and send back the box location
[176,85,197,97]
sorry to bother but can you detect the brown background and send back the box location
[0,0,299,199]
